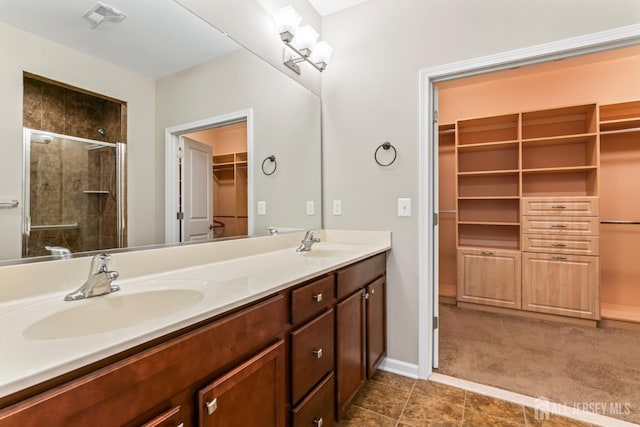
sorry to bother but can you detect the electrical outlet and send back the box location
[306,201,314,215]
[257,201,266,215]
[333,200,342,216]
[398,198,411,217]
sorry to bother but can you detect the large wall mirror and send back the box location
[0,0,322,264]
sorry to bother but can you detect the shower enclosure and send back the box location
[22,129,126,258]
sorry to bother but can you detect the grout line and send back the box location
[394,380,416,427]
[351,404,398,425]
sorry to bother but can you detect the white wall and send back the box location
[156,48,322,233]
[320,0,640,365]
[177,0,323,96]
[0,22,157,261]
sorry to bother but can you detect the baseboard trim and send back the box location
[378,357,419,379]
[430,373,637,427]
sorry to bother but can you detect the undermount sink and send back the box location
[23,288,205,341]
[298,249,345,258]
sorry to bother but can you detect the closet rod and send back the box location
[439,129,455,135]
[600,127,640,135]
[601,220,640,225]
[439,210,456,214]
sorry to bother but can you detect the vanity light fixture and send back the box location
[275,6,333,74]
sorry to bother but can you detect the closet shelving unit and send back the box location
[212,151,248,237]
[438,123,457,302]
[599,101,640,324]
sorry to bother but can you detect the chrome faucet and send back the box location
[296,230,321,252]
[64,253,120,301]
[45,246,71,259]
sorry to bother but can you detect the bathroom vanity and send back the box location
[0,230,390,426]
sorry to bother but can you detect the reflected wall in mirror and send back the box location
[0,0,322,264]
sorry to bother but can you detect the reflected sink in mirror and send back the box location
[23,287,205,340]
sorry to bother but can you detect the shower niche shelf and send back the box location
[83,190,110,194]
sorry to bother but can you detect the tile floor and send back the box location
[340,371,594,426]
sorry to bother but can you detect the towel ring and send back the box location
[374,142,397,167]
[262,155,277,176]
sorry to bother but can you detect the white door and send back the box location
[182,137,213,241]
[432,86,440,368]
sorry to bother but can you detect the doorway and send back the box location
[164,110,253,244]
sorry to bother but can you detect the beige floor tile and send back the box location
[465,392,526,423]
[352,377,411,419]
[398,389,464,426]
[463,409,525,426]
[339,405,397,427]
[524,407,593,426]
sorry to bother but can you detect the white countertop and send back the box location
[0,230,390,399]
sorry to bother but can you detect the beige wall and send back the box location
[320,0,640,366]
[156,48,322,234]
[0,22,156,261]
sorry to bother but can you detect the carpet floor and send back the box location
[437,304,640,424]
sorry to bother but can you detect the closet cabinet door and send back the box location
[522,253,599,320]
[457,248,521,309]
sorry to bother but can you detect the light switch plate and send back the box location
[398,198,411,217]
[333,200,342,216]
[257,201,266,215]
[306,201,314,215]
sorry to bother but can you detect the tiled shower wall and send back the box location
[23,76,126,257]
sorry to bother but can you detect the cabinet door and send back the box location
[457,248,522,309]
[198,340,286,427]
[522,253,599,320]
[335,290,366,419]
[366,277,386,378]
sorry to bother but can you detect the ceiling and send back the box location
[308,0,368,16]
[0,0,239,79]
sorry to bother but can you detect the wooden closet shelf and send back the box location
[600,117,640,132]
[456,140,519,152]
[458,196,520,200]
[601,303,640,323]
[458,221,520,226]
[522,165,598,174]
[521,133,597,146]
[458,169,519,177]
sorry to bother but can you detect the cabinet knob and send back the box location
[312,348,323,359]
[481,251,495,256]
[551,256,567,261]
[312,293,323,302]
[313,417,324,427]
[205,398,218,415]
[363,291,370,300]
[370,288,375,296]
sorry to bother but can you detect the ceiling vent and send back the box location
[83,2,127,29]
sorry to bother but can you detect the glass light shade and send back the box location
[274,6,301,35]
[293,25,319,53]
[310,41,333,65]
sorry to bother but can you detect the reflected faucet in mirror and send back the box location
[64,253,120,301]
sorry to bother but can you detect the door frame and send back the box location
[418,24,640,379]
[164,109,254,243]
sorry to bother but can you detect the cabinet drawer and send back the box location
[522,235,599,256]
[522,252,599,320]
[141,406,183,427]
[336,253,386,299]
[292,373,335,427]
[521,197,599,216]
[291,309,334,404]
[291,275,335,325]
[522,216,599,236]
[0,295,287,426]
[457,248,521,309]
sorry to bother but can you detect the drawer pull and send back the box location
[313,417,324,427]
[551,205,567,209]
[177,424,184,427]
[551,256,567,261]
[370,288,375,296]
[312,348,323,359]
[551,243,567,247]
[481,251,495,256]
[205,398,218,415]
[312,293,323,302]
[551,224,567,229]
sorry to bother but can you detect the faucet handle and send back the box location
[89,253,113,276]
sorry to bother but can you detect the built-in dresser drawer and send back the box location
[291,373,335,427]
[336,253,386,299]
[521,197,599,216]
[290,309,334,404]
[522,216,599,236]
[291,275,335,325]
[522,235,599,256]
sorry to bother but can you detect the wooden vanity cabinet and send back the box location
[335,253,387,420]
